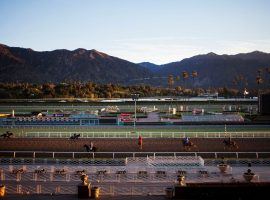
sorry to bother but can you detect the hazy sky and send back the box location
[1,0,270,64]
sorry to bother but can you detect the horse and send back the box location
[69,133,80,140]
[182,139,197,151]
[223,138,239,150]
[83,144,98,152]
[0,131,13,139]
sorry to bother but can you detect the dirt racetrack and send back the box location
[1,138,270,153]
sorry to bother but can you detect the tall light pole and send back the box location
[131,93,140,130]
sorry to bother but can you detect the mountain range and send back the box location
[1,43,270,88]
[0,44,151,84]
[154,51,270,88]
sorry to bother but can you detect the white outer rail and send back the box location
[15,131,270,138]
[0,150,269,159]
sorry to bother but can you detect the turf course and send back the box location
[1,124,270,138]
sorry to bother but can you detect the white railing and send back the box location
[1,162,268,184]
[2,182,169,195]
[1,150,270,159]
[16,131,270,138]
[0,171,196,183]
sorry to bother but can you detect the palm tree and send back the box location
[167,75,175,114]
[167,75,174,89]
[233,74,247,97]
[256,69,263,98]
[264,67,270,87]
[175,75,180,83]
[256,76,263,85]
[181,71,189,106]
[191,71,198,95]
[182,71,189,91]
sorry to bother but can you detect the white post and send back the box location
[50,173,53,181]
[66,174,70,182]
[0,170,4,181]
[16,173,21,182]
[33,173,37,181]
[17,185,22,194]
[225,124,227,133]
[134,99,136,130]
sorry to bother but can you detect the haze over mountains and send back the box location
[1,43,270,88]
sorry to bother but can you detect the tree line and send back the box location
[0,81,268,99]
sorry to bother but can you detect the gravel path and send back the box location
[1,138,270,152]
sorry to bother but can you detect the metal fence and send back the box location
[0,163,268,195]
[1,152,270,196]
[15,131,270,138]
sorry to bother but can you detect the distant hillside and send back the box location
[0,44,153,84]
[158,51,270,88]
[138,62,161,72]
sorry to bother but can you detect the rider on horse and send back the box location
[183,136,189,145]
[224,136,232,144]
[138,135,143,150]
[89,141,94,151]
